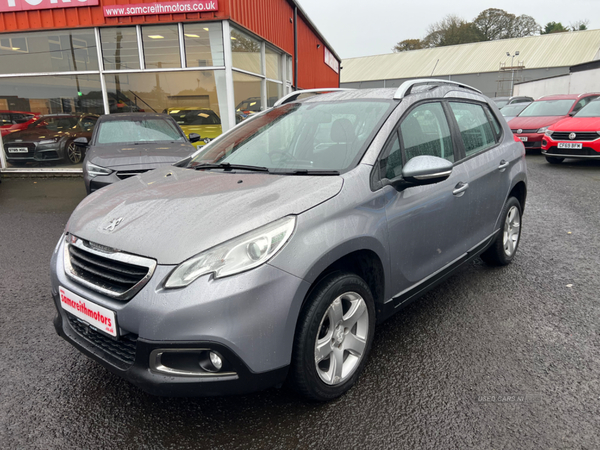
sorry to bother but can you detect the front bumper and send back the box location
[512,132,543,150]
[542,138,600,159]
[52,304,288,396]
[50,237,310,396]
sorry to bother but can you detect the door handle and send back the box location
[453,182,469,196]
[498,160,509,172]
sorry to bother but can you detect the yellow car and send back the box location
[166,108,222,148]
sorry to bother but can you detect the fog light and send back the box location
[542,139,547,146]
[209,352,223,370]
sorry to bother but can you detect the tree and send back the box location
[473,8,539,40]
[542,22,569,34]
[393,39,424,52]
[570,20,589,31]
[422,15,485,47]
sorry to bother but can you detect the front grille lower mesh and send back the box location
[68,244,149,298]
[68,315,137,367]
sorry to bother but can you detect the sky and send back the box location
[297,0,600,59]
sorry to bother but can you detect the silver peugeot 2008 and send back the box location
[50,80,527,401]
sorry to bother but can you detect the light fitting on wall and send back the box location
[317,44,321,49]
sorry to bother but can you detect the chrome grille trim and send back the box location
[63,235,157,301]
[550,132,600,141]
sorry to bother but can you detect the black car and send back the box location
[80,113,198,194]
[4,113,98,166]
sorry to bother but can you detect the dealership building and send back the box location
[0,0,340,171]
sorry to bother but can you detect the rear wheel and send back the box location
[481,197,522,266]
[289,272,375,401]
[545,156,564,164]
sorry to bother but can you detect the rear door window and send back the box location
[449,102,498,157]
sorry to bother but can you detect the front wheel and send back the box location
[289,272,376,401]
[65,141,83,164]
[546,156,564,164]
[481,197,522,266]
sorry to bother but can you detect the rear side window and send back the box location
[400,102,454,162]
[449,102,498,157]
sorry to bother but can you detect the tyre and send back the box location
[545,156,564,164]
[289,272,376,401]
[65,140,83,164]
[481,196,522,266]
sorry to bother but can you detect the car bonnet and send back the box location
[67,166,344,264]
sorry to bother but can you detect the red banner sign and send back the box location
[0,0,98,13]
[103,0,218,17]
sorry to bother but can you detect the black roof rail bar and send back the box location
[394,79,482,100]
[273,88,355,107]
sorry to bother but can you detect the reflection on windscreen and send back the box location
[191,100,395,172]
[501,104,527,117]
[519,100,573,117]
[97,118,184,144]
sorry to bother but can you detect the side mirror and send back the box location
[568,111,577,116]
[73,137,88,146]
[401,155,453,186]
[188,133,201,143]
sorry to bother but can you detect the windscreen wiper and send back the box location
[193,162,270,172]
[272,169,340,175]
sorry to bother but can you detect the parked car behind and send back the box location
[166,107,222,148]
[492,96,534,108]
[508,93,600,151]
[499,102,531,122]
[0,110,40,137]
[3,113,98,166]
[51,80,527,401]
[81,113,198,194]
[542,97,600,164]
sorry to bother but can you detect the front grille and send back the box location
[116,169,151,180]
[524,141,541,148]
[546,146,598,156]
[512,129,537,134]
[68,314,137,367]
[65,236,156,301]
[551,132,599,141]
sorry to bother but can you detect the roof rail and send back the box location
[273,88,354,107]
[394,79,482,100]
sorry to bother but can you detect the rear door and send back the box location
[447,101,513,248]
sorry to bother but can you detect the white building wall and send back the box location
[514,67,600,98]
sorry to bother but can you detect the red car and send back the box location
[508,94,600,151]
[542,98,600,164]
[0,110,40,137]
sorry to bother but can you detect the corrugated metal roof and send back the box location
[341,29,600,83]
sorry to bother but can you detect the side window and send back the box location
[449,102,497,157]
[573,96,598,113]
[380,132,402,179]
[399,102,454,162]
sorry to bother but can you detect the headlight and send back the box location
[537,127,549,134]
[38,138,58,145]
[86,161,113,178]
[165,216,296,288]
[544,129,554,137]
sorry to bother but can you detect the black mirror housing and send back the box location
[73,137,88,146]
[189,133,201,143]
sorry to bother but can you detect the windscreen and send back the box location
[494,100,509,108]
[574,100,600,117]
[500,104,528,117]
[96,118,185,144]
[189,99,396,173]
[169,110,221,126]
[519,100,574,117]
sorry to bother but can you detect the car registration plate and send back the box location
[557,142,582,149]
[59,286,117,337]
[518,136,528,142]
[7,147,28,153]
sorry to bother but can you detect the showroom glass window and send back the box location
[184,23,225,67]
[231,29,262,75]
[100,27,140,71]
[0,29,98,74]
[142,25,181,69]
